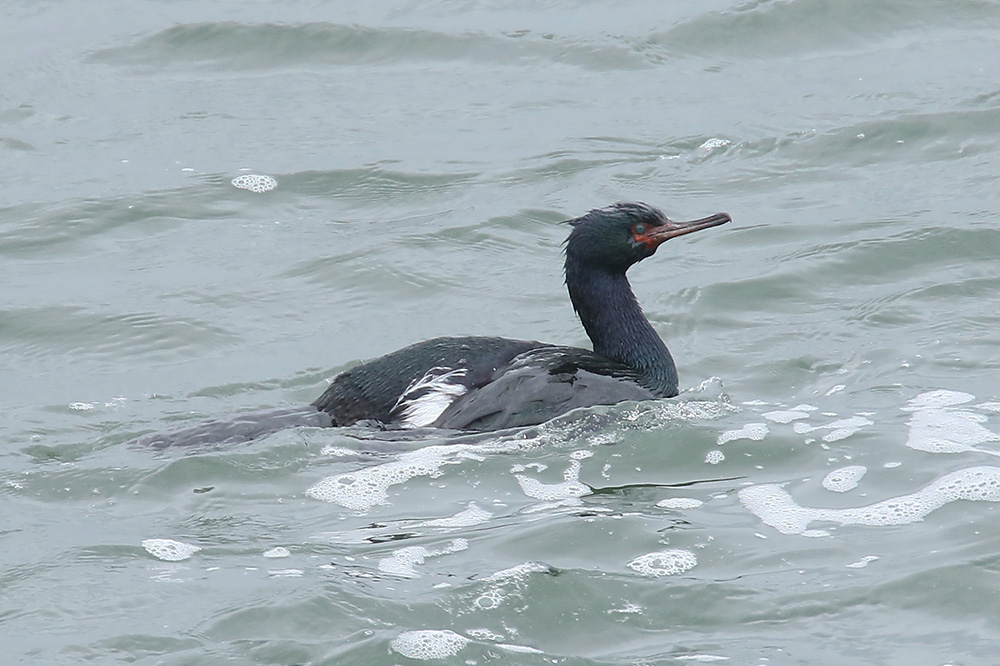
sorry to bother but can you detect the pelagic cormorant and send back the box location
[311,202,730,431]
[133,202,728,447]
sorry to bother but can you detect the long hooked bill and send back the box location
[647,212,732,243]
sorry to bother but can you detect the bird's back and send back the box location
[313,337,656,431]
[312,336,543,426]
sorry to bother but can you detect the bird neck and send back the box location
[565,263,678,396]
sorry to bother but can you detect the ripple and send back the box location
[89,22,650,72]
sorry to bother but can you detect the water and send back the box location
[3,1,1000,663]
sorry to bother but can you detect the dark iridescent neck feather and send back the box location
[564,260,678,397]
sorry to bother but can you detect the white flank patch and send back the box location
[393,367,468,428]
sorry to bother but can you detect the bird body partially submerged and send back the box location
[133,202,729,446]
[313,202,730,431]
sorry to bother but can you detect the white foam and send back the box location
[498,643,544,654]
[390,629,469,659]
[319,446,357,457]
[515,454,590,501]
[306,444,461,511]
[717,423,768,445]
[705,450,725,465]
[902,389,974,411]
[142,538,201,562]
[413,502,492,528]
[378,546,431,578]
[698,137,732,151]
[822,465,867,493]
[231,174,277,193]
[793,415,873,442]
[465,628,504,641]
[378,539,468,578]
[268,569,303,577]
[656,497,704,510]
[846,555,879,569]
[628,549,697,577]
[904,391,999,455]
[263,547,290,558]
[762,410,811,424]
[739,465,1000,535]
[608,602,644,614]
[487,561,550,582]
[623,398,740,427]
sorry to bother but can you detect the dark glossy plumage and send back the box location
[312,202,730,431]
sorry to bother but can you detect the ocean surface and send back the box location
[3,1,1000,664]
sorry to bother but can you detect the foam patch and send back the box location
[717,422,768,445]
[903,390,999,455]
[412,502,492,528]
[390,629,469,659]
[740,465,1000,535]
[822,465,867,493]
[141,538,201,561]
[377,539,468,578]
[762,407,815,424]
[473,562,552,611]
[306,445,463,511]
[793,415,873,442]
[307,398,739,512]
[656,497,704,509]
[231,174,277,193]
[627,549,698,577]
[515,451,592,501]
[704,450,725,465]
[263,547,290,558]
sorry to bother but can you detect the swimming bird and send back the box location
[311,202,730,431]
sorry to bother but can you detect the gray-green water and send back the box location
[4,1,1000,664]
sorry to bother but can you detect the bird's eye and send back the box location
[632,223,646,236]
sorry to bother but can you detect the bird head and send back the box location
[565,202,731,273]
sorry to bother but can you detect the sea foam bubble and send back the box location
[822,465,867,493]
[141,538,201,561]
[390,629,469,659]
[740,465,1000,535]
[231,174,277,193]
[627,549,697,577]
[903,390,999,455]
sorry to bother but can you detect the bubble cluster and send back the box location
[378,546,430,578]
[656,497,704,509]
[627,549,697,577]
[623,398,739,428]
[515,453,590,501]
[378,539,468,578]
[497,643,543,654]
[413,502,492,528]
[231,174,277,193]
[306,445,460,511]
[704,449,725,465]
[390,629,469,659]
[762,405,816,423]
[794,415,873,442]
[470,561,552,611]
[717,422,768,445]
[141,538,201,561]
[846,555,879,569]
[904,390,999,455]
[740,465,1000,535]
[822,465,867,493]
[263,546,290,558]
